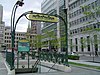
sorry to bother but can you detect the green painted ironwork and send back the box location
[31,51,67,65]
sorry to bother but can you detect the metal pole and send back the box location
[11,0,24,70]
[54,14,69,66]
[28,52,29,68]
[11,30,15,70]
[64,9,69,66]
[10,4,17,70]
[64,0,69,66]
[17,51,19,69]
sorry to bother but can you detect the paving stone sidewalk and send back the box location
[0,53,8,75]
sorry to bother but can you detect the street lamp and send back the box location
[63,0,69,66]
[54,11,69,66]
[54,0,69,66]
[11,0,24,70]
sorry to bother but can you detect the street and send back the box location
[16,65,100,75]
[0,52,100,75]
[79,54,100,63]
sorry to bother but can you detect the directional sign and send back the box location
[26,13,58,23]
[18,40,30,52]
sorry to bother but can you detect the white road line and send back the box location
[0,68,6,70]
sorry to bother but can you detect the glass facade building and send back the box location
[41,0,66,52]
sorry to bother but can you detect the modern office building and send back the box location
[41,0,57,50]
[41,0,66,52]
[0,4,5,47]
[26,21,41,49]
[4,26,26,49]
[68,0,100,54]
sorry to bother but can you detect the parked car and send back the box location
[71,52,77,55]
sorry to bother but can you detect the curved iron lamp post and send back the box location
[54,8,69,66]
[11,0,24,70]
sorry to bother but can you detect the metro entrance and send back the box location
[6,10,69,74]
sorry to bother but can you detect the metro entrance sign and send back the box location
[26,13,58,23]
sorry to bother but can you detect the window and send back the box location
[75,29,77,33]
[95,0,98,6]
[73,30,75,34]
[75,38,78,51]
[93,24,97,28]
[70,31,72,35]
[97,23,100,28]
[85,16,87,21]
[74,20,77,25]
[74,11,77,17]
[87,36,90,51]
[87,4,91,10]
[91,2,95,9]
[70,39,73,52]
[82,7,85,12]
[77,19,80,24]
[94,35,98,52]
[77,28,80,33]
[82,17,85,22]
[80,37,84,52]
[80,18,82,23]
[79,9,82,14]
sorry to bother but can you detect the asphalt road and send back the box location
[79,54,100,63]
[0,52,100,75]
[16,65,100,75]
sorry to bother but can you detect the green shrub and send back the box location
[68,55,80,60]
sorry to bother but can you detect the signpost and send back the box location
[17,39,30,69]
[18,40,30,52]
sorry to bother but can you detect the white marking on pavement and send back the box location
[0,68,6,70]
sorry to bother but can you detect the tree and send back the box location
[42,30,60,51]
[34,34,42,50]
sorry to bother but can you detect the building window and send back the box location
[93,24,97,29]
[94,35,98,51]
[91,2,95,9]
[80,37,84,52]
[87,36,90,51]
[75,38,78,52]
[70,39,73,52]
[75,29,77,33]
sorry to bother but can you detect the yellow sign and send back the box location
[26,13,58,23]
[19,40,29,42]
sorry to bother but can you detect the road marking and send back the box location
[0,68,6,70]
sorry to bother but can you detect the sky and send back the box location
[0,0,43,32]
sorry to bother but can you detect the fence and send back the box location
[31,51,68,65]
